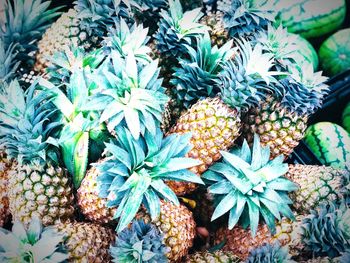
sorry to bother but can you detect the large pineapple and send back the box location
[0,216,68,262]
[0,80,75,226]
[168,39,281,195]
[83,127,200,261]
[242,63,329,159]
[33,0,135,73]
[286,164,349,214]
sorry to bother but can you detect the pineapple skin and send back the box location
[0,154,11,227]
[168,97,241,195]
[214,217,304,260]
[34,8,89,73]
[200,11,228,48]
[185,250,242,263]
[77,162,117,225]
[286,164,346,214]
[55,221,115,263]
[242,97,308,159]
[136,200,196,262]
[8,162,75,227]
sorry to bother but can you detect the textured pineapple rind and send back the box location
[8,162,75,227]
[0,155,11,227]
[185,250,242,263]
[136,201,196,262]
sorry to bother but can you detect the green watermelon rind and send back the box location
[304,122,350,171]
[319,28,350,77]
[342,102,350,133]
[291,33,319,70]
[273,0,346,39]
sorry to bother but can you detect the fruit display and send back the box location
[0,0,350,262]
[319,28,350,77]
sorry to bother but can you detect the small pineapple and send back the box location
[0,80,75,226]
[0,216,68,262]
[88,127,201,261]
[110,219,169,263]
[286,164,348,214]
[55,221,115,262]
[200,10,228,47]
[242,63,329,159]
[185,250,241,263]
[168,39,281,195]
[0,152,11,227]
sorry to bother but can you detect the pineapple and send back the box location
[33,0,135,73]
[168,39,281,195]
[85,127,201,261]
[242,63,329,159]
[200,10,228,47]
[136,200,196,262]
[0,80,75,226]
[0,216,68,262]
[202,134,297,236]
[55,221,115,262]
[110,219,169,263]
[286,164,348,214]
[185,250,241,262]
[246,242,295,263]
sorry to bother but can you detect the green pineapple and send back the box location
[246,242,295,263]
[242,63,329,158]
[202,134,298,236]
[83,127,201,261]
[168,39,281,195]
[0,216,68,262]
[0,79,75,226]
[110,219,168,262]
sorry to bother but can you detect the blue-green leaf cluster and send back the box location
[95,127,203,232]
[110,220,168,263]
[246,242,295,263]
[202,134,298,237]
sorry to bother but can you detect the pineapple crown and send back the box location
[279,63,329,116]
[0,38,20,84]
[1,0,62,61]
[219,38,282,112]
[83,52,169,140]
[41,57,111,188]
[0,79,61,166]
[110,219,168,263]
[95,127,203,232]
[218,0,275,40]
[246,242,295,263]
[154,0,208,57]
[133,0,167,11]
[103,18,152,65]
[202,134,298,237]
[171,32,235,109]
[301,201,350,258]
[0,216,68,263]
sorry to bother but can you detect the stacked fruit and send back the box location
[0,0,349,262]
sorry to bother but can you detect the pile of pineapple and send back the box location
[1,0,350,262]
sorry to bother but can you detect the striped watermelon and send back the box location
[342,102,350,133]
[272,0,346,39]
[304,122,350,171]
[291,33,319,70]
[319,28,350,77]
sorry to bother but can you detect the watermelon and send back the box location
[290,33,319,70]
[342,102,350,133]
[304,122,350,171]
[319,28,350,77]
[272,0,346,39]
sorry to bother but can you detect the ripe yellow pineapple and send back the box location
[1,80,75,226]
[77,162,117,225]
[136,200,196,262]
[55,221,115,263]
